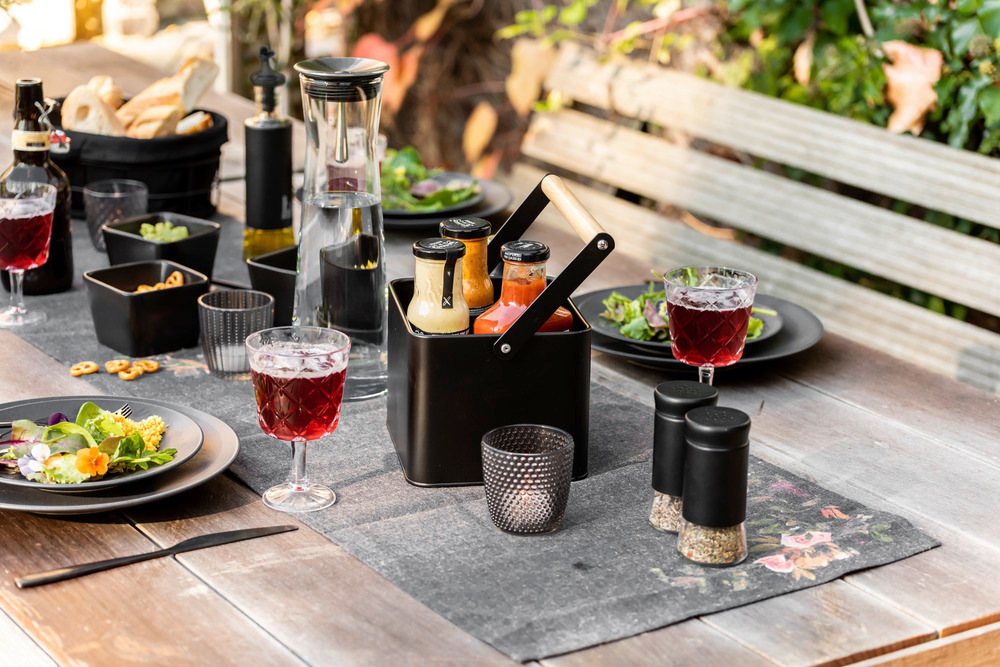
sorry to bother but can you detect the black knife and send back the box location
[15,525,298,589]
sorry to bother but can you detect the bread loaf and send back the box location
[126,105,184,139]
[116,57,219,128]
[87,75,123,110]
[176,111,213,135]
[62,85,127,136]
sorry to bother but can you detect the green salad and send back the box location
[381,146,479,212]
[601,280,773,343]
[140,221,189,242]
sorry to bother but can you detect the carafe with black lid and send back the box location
[678,406,751,565]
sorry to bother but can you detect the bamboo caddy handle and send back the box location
[540,174,605,243]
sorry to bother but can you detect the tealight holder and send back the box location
[481,424,574,534]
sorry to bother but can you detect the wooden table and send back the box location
[1,43,1000,667]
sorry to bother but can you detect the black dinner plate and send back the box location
[577,293,824,369]
[0,396,239,514]
[383,179,514,231]
[382,171,486,218]
[576,284,783,355]
[0,397,203,493]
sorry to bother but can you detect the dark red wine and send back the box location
[252,364,347,441]
[667,301,752,368]
[0,207,53,270]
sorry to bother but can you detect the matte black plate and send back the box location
[383,180,514,231]
[575,284,783,355]
[0,396,238,513]
[382,171,487,218]
[0,397,202,492]
[576,293,824,369]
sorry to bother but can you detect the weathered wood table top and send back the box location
[1,43,999,666]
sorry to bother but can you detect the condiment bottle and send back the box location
[649,381,718,533]
[1,78,73,295]
[678,406,751,566]
[407,238,469,335]
[472,240,573,334]
[439,217,493,318]
[243,46,295,260]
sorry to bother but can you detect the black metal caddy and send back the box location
[386,174,615,486]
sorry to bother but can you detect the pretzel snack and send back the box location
[118,367,144,381]
[133,360,160,373]
[70,361,99,376]
[105,359,130,374]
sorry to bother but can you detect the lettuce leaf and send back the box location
[43,454,90,484]
[42,422,97,450]
[75,401,124,442]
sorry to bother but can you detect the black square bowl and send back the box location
[83,260,209,357]
[246,245,297,326]
[103,212,221,279]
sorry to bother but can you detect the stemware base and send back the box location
[0,307,45,328]
[263,481,336,513]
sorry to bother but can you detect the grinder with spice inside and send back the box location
[386,174,614,487]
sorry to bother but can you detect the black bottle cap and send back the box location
[681,406,751,528]
[651,381,719,495]
[440,217,491,240]
[15,78,43,115]
[501,240,549,263]
[252,46,286,114]
[413,238,466,260]
[294,57,389,102]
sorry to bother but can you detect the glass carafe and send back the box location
[294,57,389,401]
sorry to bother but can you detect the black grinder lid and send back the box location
[413,238,466,260]
[651,381,719,495]
[501,240,549,263]
[440,217,491,240]
[681,406,751,528]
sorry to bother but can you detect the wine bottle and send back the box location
[243,46,295,260]
[0,78,73,295]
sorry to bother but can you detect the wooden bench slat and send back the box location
[523,109,1000,319]
[505,164,1000,393]
[548,43,1000,230]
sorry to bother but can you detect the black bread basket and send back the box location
[387,174,615,486]
[51,104,228,218]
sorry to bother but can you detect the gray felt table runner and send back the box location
[7,219,940,660]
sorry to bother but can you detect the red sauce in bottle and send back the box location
[473,240,573,334]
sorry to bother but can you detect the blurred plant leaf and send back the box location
[506,38,556,116]
[462,101,498,164]
[883,40,943,134]
[413,0,457,42]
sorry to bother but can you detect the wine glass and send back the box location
[0,182,57,328]
[663,266,757,385]
[246,326,351,512]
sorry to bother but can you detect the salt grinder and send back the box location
[649,381,718,533]
[678,406,751,566]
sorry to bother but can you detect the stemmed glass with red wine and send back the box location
[246,326,351,512]
[0,182,56,328]
[663,266,757,385]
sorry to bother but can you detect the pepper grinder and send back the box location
[678,406,751,566]
[649,381,718,533]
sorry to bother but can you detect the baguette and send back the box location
[117,57,219,128]
[62,85,127,136]
[176,110,213,135]
[87,75,123,110]
[126,105,184,139]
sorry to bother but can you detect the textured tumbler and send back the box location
[199,290,274,379]
[83,179,148,251]
[481,424,574,534]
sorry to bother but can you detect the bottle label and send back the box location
[12,130,50,152]
[441,256,458,309]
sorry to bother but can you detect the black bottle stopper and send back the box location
[681,406,751,528]
[252,46,286,114]
[652,381,718,496]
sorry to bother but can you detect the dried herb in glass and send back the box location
[678,405,751,566]
[649,381,717,533]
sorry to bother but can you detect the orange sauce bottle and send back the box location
[472,240,573,334]
[440,217,494,317]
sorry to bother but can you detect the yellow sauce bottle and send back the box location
[407,238,470,335]
[440,217,494,318]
